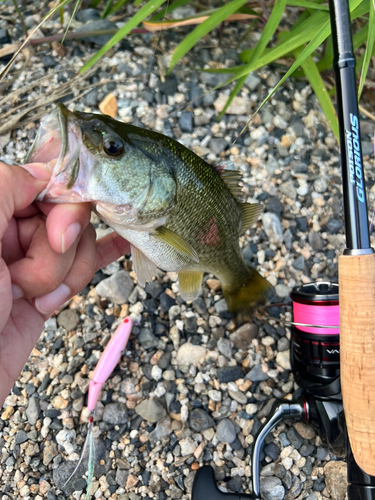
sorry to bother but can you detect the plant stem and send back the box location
[11,0,28,37]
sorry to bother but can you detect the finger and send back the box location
[2,217,25,265]
[8,215,78,298]
[0,162,50,239]
[34,224,97,316]
[95,231,131,272]
[44,203,91,254]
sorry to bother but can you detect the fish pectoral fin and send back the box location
[131,244,157,287]
[240,202,262,234]
[153,226,199,263]
[178,271,203,302]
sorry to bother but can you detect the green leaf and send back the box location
[80,0,167,73]
[217,0,287,119]
[62,0,81,42]
[239,0,364,135]
[150,0,192,22]
[293,46,338,140]
[250,0,287,63]
[101,0,114,17]
[134,0,143,6]
[168,0,250,73]
[358,0,375,98]
[106,0,131,17]
[240,10,328,64]
[287,0,329,10]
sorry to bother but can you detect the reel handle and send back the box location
[339,254,375,475]
[192,466,253,500]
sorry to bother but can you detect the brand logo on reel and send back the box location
[346,113,364,203]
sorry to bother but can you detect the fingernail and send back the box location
[61,223,81,253]
[21,163,51,181]
[35,283,71,315]
[12,284,23,300]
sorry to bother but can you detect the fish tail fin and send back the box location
[222,266,274,322]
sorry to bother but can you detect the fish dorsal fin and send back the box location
[178,270,203,302]
[219,169,243,200]
[154,226,199,263]
[240,203,262,234]
[131,244,157,287]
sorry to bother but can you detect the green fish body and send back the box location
[27,103,274,316]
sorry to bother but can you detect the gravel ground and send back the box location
[1,2,375,500]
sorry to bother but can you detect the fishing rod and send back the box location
[191,0,375,498]
[330,0,375,481]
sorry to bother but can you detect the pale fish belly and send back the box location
[116,227,194,272]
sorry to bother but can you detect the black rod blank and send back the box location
[328,0,372,252]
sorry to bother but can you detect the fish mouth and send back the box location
[25,103,85,202]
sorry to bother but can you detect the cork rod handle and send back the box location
[339,253,375,475]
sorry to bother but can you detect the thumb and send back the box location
[0,162,50,238]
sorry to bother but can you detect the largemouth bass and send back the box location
[26,103,274,316]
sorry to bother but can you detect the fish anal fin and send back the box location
[154,226,199,263]
[131,244,157,287]
[240,203,262,234]
[178,271,203,302]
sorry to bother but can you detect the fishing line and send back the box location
[257,281,340,331]
[62,318,133,499]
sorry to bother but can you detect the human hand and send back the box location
[0,162,130,405]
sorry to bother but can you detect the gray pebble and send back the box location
[190,408,214,432]
[217,337,232,358]
[95,270,134,304]
[135,399,167,422]
[278,432,290,447]
[216,418,236,444]
[42,55,57,68]
[262,212,283,245]
[15,430,28,445]
[145,282,163,298]
[316,446,329,461]
[26,396,40,425]
[103,402,128,425]
[292,255,305,271]
[266,196,283,216]
[84,89,98,107]
[264,442,280,461]
[313,178,328,193]
[76,8,101,22]
[309,232,323,251]
[57,309,79,331]
[227,475,242,493]
[209,138,228,156]
[179,112,194,133]
[245,73,261,91]
[75,20,117,46]
[362,141,374,156]
[214,298,228,314]
[300,443,314,456]
[325,218,343,234]
[158,351,171,369]
[277,337,290,352]
[287,427,304,449]
[217,366,244,383]
[246,364,269,382]
[138,328,159,349]
[260,476,285,500]
[149,416,172,442]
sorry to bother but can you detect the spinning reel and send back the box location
[191,282,375,500]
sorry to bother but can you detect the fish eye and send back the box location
[102,136,124,157]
